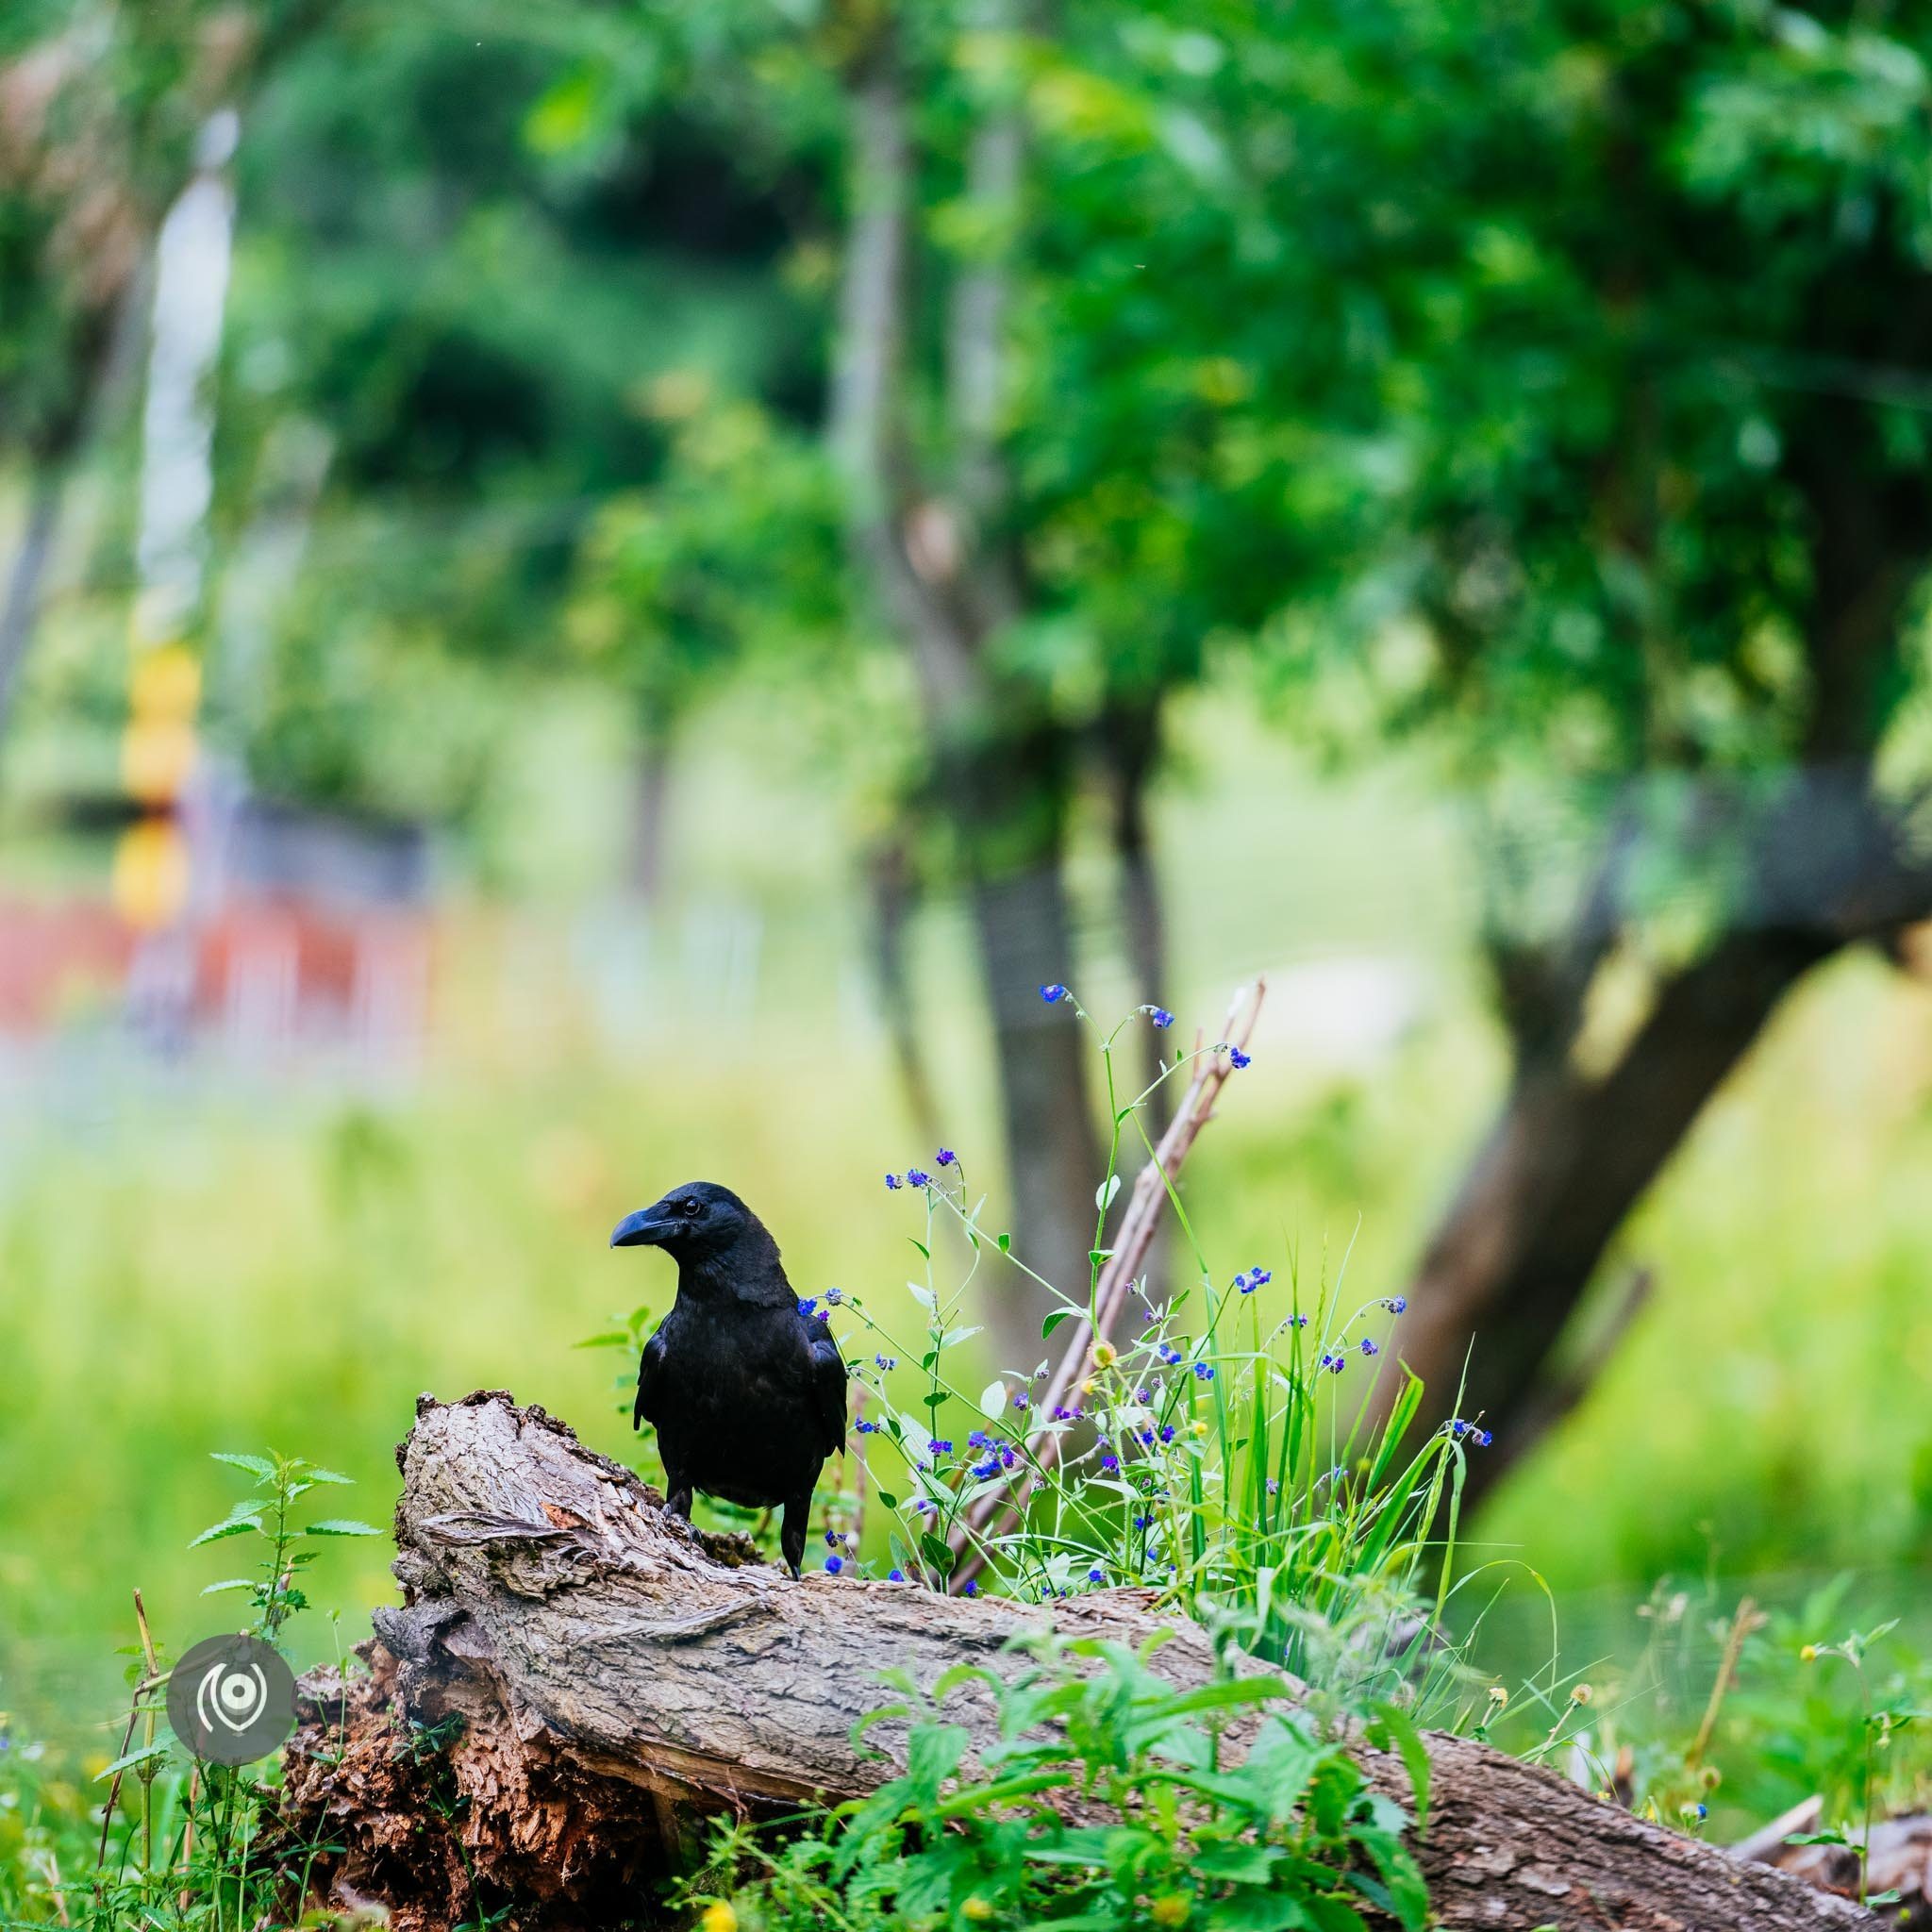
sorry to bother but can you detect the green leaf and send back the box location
[306,1467,355,1485]
[95,1741,171,1781]
[997,1233,1010,1253]
[876,1490,899,1509]
[190,1516,263,1547]
[573,1331,630,1350]
[209,1452,275,1479]
[200,1578,256,1595]
[919,1532,957,1574]
[923,1391,946,1409]
[979,1379,1008,1418]
[306,1519,381,1537]
[1042,1307,1078,1339]
[1367,1701,1430,1835]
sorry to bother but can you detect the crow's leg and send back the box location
[780,1494,810,1579]
[661,1460,693,1524]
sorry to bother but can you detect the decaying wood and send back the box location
[279,1391,1874,1931]
[1740,1800,1932,1927]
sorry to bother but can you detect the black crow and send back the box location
[610,1181,847,1577]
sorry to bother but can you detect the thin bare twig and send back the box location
[949,977,1268,1585]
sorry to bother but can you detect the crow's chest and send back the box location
[655,1310,817,1498]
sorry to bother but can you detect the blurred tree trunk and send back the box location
[0,469,63,758]
[1391,420,1932,1497]
[1393,924,1835,1497]
[1099,695,1170,1108]
[829,19,1105,1366]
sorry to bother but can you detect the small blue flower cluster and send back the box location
[887,1148,958,1191]
[1320,1352,1346,1374]
[928,1438,954,1456]
[1228,1046,1253,1069]
[797,1297,819,1318]
[1448,1419,1494,1448]
[1157,1343,1184,1366]
[874,1353,896,1370]
[1149,1007,1174,1029]
[1193,1361,1215,1381]
[1233,1263,1274,1294]
[1360,1337,1379,1357]
[1385,1296,1407,1314]
[1040,983,1069,1003]
[855,1418,878,1434]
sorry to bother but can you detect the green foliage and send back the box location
[679,1633,1429,1932]
[0,1450,368,1930]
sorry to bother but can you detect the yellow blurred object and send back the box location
[113,820,191,929]
[128,643,202,719]
[122,717,198,804]
[697,1905,737,1932]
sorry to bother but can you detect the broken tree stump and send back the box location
[278,1391,1874,1930]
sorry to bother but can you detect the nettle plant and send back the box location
[680,1631,1431,1932]
[0,1454,375,1932]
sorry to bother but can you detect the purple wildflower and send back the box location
[962,1579,979,1597]
[1040,983,1068,1004]
[824,1556,843,1574]
[1360,1338,1379,1357]
[906,1168,931,1188]
[884,1173,902,1190]
[888,1568,905,1582]
[1150,1008,1174,1029]
[935,1146,957,1167]
[1228,1046,1252,1069]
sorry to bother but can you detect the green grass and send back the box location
[3,693,1931,1761]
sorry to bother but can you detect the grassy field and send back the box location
[3,690,1931,1753]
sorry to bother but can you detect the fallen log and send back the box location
[279,1391,1874,1931]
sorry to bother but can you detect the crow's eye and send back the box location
[678,1198,701,1218]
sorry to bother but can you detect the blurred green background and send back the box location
[4,0,1932,1750]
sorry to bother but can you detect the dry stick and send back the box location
[94,1591,161,1876]
[1689,1596,1764,1772]
[949,977,1268,1588]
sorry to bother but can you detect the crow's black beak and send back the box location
[610,1209,675,1249]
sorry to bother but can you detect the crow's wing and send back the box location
[634,1327,669,1432]
[806,1318,848,1459]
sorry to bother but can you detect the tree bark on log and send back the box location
[278,1392,1874,1932]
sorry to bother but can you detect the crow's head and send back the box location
[610,1180,760,1265]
